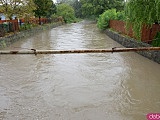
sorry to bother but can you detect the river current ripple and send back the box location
[0,21,160,120]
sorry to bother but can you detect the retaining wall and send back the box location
[105,29,160,64]
[0,22,63,49]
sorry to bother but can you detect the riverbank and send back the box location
[105,29,160,64]
[0,22,64,49]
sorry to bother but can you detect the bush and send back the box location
[56,3,76,23]
[20,23,32,31]
[51,14,64,22]
[97,9,117,30]
[152,32,160,47]
[116,11,126,21]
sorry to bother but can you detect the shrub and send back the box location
[116,11,126,21]
[20,23,32,31]
[56,3,76,23]
[51,14,64,22]
[97,9,117,30]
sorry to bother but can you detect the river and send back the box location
[0,21,160,120]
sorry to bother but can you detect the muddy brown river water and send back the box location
[0,21,160,120]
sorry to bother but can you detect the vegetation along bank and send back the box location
[96,0,160,63]
[0,22,63,49]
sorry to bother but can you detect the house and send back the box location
[0,13,5,20]
[0,13,17,20]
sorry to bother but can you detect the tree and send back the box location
[56,0,82,18]
[33,0,56,24]
[56,3,75,23]
[71,0,82,18]
[125,0,160,39]
[0,0,35,20]
[80,0,124,18]
[46,2,57,18]
[80,1,94,18]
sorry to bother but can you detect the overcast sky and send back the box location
[53,0,57,3]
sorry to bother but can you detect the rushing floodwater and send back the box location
[0,21,160,120]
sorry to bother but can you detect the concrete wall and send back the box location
[0,22,63,49]
[105,29,160,64]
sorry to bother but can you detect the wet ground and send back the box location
[0,21,160,120]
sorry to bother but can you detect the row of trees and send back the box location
[0,0,126,23]
[80,0,124,18]
[1,0,159,38]
[0,0,56,20]
[60,0,124,18]
[0,0,35,20]
[97,0,160,39]
[0,0,80,24]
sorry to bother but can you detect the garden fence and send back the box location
[109,20,160,44]
[0,18,59,37]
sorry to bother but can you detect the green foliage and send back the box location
[57,0,82,18]
[33,0,56,18]
[0,0,35,19]
[71,0,82,18]
[97,9,116,30]
[51,14,59,20]
[20,23,32,31]
[116,11,126,21]
[56,3,76,23]
[46,2,57,18]
[97,9,125,30]
[81,2,94,18]
[125,0,160,39]
[152,32,160,47]
[80,0,124,18]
